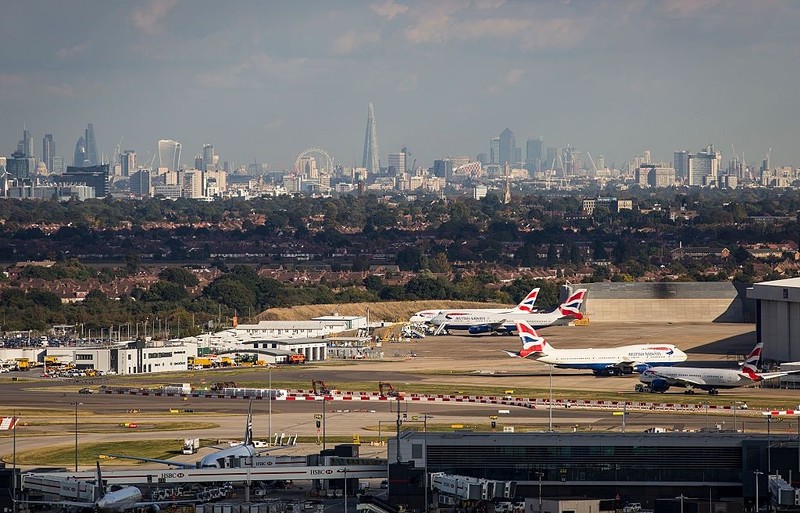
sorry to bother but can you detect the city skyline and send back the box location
[2,1,799,171]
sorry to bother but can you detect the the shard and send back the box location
[361,102,380,175]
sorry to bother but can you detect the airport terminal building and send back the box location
[388,431,798,509]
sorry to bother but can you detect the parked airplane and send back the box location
[408,288,541,323]
[638,342,799,395]
[22,462,189,512]
[504,320,687,376]
[108,401,261,468]
[429,288,586,335]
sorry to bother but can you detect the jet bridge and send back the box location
[22,461,387,492]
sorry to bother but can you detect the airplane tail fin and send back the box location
[513,321,548,358]
[515,288,540,312]
[95,461,105,501]
[741,342,763,380]
[558,288,587,320]
[244,399,254,446]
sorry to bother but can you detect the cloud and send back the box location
[403,12,452,44]
[369,0,409,20]
[660,0,723,17]
[56,43,87,60]
[402,6,587,51]
[473,0,506,9]
[332,30,381,55]
[41,84,75,97]
[131,0,178,35]
[486,68,525,94]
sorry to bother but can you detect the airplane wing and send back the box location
[103,454,196,468]
[647,371,709,387]
[754,369,800,380]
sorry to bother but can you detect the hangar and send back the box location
[748,277,800,363]
[581,282,748,323]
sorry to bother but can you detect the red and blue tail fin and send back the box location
[514,321,546,358]
[741,342,763,380]
[515,288,540,312]
[558,289,587,320]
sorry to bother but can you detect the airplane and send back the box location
[638,342,800,395]
[408,287,541,323]
[21,461,190,512]
[503,320,687,376]
[108,401,261,468]
[429,288,587,335]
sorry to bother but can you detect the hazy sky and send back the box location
[2,0,799,171]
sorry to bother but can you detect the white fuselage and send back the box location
[96,486,144,512]
[529,345,687,371]
[639,367,752,389]
[431,309,562,329]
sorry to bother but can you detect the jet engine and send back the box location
[649,378,671,392]
[468,325,492,335]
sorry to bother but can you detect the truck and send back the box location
[163,383,192,395]
[188,356,213,369]
[288,353,306,364]
[14,358,29,371]
[182,438,200,454]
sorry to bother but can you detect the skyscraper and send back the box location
[158,139,182,171]
[361,103,380,175]
[84,123,98,166]
[19,129,33,158]
[74,136,87,166]
[525,137,542,172]
[42,134,55,174]
[499,128,516,166]
[202,144,214,171]
[489,137,500,165]
[120,150,136,177]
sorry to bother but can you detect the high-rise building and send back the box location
[489,137,500,165]
[525,137,543,172]
[120,150,136,177]
[74,136,87,166]
[7,151,32,179]
[387,152,406,177]
[202,144,215,171]
[361,103,380,175]
[687,145,721,186]
[499,128,516,166]
[19,129,33,158]
[130,169,151,196]
[61,164,109,197]
[673,151,689,181]
[84,123,98,166]
[158,139,182,171]
[42,134,55,174]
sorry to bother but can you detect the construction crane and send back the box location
[586,152,598,175]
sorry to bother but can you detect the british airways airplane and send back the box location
[409,287,541,323]
[429,289,586,335]
[504,320,687,376]
[638,342,800,394]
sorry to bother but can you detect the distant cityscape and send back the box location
[0,103,792,202]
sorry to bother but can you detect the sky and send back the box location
[2,0,800,172]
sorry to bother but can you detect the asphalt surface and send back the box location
[2,322,798,471]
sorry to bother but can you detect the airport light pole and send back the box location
[535,472,544,513]
[343,467,348,513]
[268,363,273,443]
[71,402,82,471]
[754,470,763,512]
[422,414,432,513]
[676,494,686,513]
[548,365,553,432]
